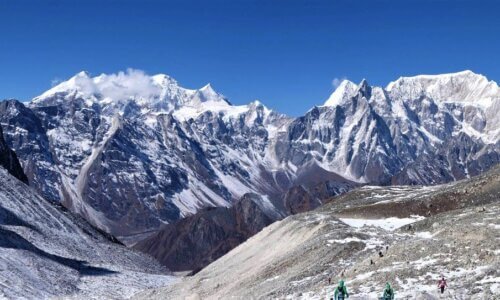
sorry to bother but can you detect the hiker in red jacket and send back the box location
[437,276,447,294]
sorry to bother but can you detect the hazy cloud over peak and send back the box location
[332,77,347,89]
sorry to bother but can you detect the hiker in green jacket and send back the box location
[381,282,394,300]
[334,280,349,299]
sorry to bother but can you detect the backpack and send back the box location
[337,287,345,295]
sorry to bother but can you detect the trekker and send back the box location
[437,276,447,294]
[380,282,394,300]
[334,280,349,300]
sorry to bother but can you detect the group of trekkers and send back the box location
[329,276,448,299]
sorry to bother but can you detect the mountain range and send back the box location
[1,69,499,250]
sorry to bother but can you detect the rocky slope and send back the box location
[0,70,499,245]
[134,165,499,299]
[134,193,282,273]
[0,163,174,298]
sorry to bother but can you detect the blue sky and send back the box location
[1,0,499,116]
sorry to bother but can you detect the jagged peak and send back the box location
[358,78,369,87]
[192,83,231,106]
[357,79,371,98]
[200,83,214,91]
[198,83,224,99]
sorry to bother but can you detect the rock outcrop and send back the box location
[0,125,28,183]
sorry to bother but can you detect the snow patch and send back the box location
[340,216,425,231]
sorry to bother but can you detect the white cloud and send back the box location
[95,69,161,101]
[332,76,347,88]
[66,68,162,101]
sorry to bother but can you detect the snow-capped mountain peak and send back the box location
[189,83,230,106]
[72,70,92,79]
[32,69,234,112]
[34,70,93,101]
[151,73,179,86]
[33,69,163,105]
[323,79,358,107]
[386,70,499,108]
[199,83,216,93]
[322,78,372,108]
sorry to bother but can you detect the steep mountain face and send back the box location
[135,166,500,300]
[0,167,174,299]
[0,124,28,183]
[278,71,499,185]
[1,70,499,244]
[134,193,282,273]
